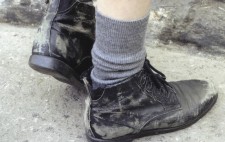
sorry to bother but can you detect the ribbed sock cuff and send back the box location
[91,11,149,88]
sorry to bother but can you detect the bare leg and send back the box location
[97,0,151,21]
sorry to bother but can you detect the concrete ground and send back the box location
[0,23,225,142]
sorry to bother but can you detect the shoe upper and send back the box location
[32,0,95,76]
[84,60,218,140]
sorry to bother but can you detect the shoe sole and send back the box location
[29,54,82,88]
[86,94,218,142]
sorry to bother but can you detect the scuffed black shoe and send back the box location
[82,59,218,142]
[29,0,95,86]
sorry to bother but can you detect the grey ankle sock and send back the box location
[91,11,149,88]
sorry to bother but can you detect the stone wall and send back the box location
[0,0,225,54]
[149,0,225,54]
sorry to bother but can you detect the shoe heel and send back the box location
[29,54,82,87]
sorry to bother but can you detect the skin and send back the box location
[97,0,152,21]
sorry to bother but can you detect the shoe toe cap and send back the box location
[170,79,218,118]
[143,80,218,131]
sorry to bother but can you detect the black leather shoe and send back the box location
[83,59,218,142]
[29,0,95,86]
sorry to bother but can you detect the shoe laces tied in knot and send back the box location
[144,59,172,91]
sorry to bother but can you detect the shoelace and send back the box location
[144,59,172,91]
[83,60,173,96]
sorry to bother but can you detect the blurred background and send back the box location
[0,0,225,54]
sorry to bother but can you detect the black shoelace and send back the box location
[144,59,172,91]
